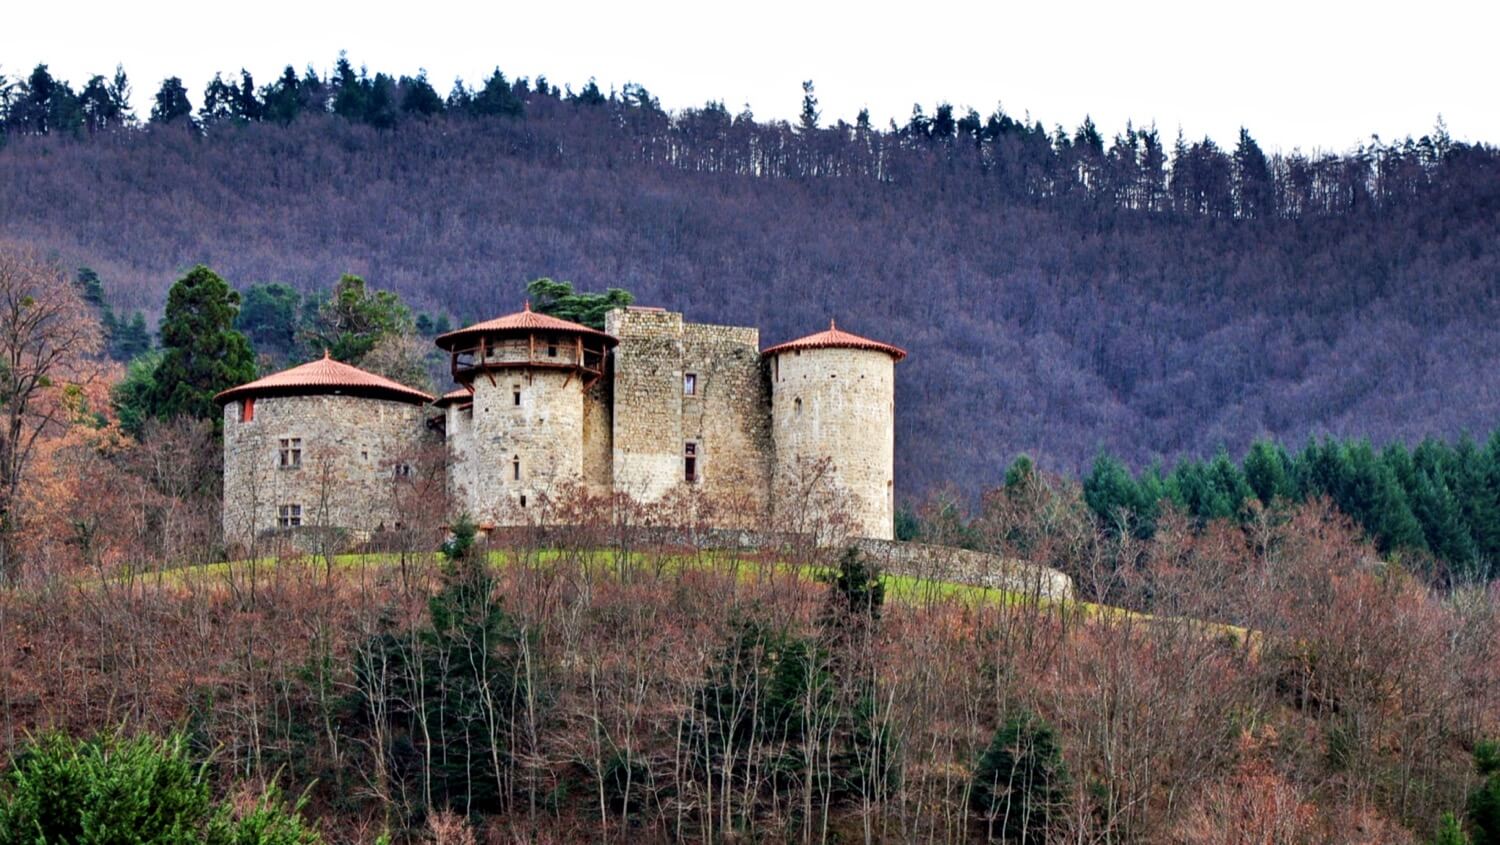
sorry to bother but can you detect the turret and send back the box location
[763,320,906,539]
[434,304,618,522]
[214,352,434,549]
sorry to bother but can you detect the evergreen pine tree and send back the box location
[143,265,256,431]
[526,277,633,329]
[970,709,1069,842]
[110,311,151,361]
[798,80,820,133]
[1434,812,1472,845]
[149,77,193,125]
[1243,440,1292,504]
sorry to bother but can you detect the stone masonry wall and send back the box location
[680,322,773,525]
[606,309,684,501]
[222,394,426,550]
[445,399,476,510]
[606,308,773,521]
[770,346,896,539]
[581,379,613,495]
[464,369,585,523]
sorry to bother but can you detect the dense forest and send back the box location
[2,58,1497,495]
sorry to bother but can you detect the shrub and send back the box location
[970,710,1069,842]
[0,731,319,844]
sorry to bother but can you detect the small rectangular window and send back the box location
[240,398,255,423]
[277,504,303,528]
[547,343,558,357]
[684,442,698,483]
[512,457,521,481]
[394,464,412,478]
[513,390,521,406]
[278,438,302,468]
[684,372,697,396]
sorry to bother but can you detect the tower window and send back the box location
[513,456,521,481]
[520,494,527,508]
[513,390,521,406]
[394,464,412,478]
[240,398,255,423]
[684,442,698,483]
[684,372,697,396]
[277,504,302,528]
[278,438,302,468]
[794,398,802,416]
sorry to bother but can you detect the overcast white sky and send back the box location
[4,0,1495,154]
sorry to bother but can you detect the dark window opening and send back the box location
[520,494,527,508]
[547,343,558,357]
[277,504,302,528]
[395,464,412,478]
[794,397,802,415]
[513,390,521,406]
[512,456,521,481]
[278,437,302,468]
[684,372,697,396]
[240,398,255,423]
[684,442,698,483]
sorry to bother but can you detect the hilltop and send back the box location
[2,63,1499,494]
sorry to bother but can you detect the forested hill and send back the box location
[2,62,1499,494]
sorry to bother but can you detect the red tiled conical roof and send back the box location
[761,320,907,362]
[434,302,618,351]
[213,352,435,405]
[432,387,475,408]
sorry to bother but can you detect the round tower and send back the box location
[764,320,906,540]
[215,352,434,550]
[434,304,617,523]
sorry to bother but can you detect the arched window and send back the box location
[512,455,521,481]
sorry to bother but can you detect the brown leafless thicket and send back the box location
[0,473,1494,844]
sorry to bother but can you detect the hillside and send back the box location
[2,73,1499,495]
[2,507,1495,843]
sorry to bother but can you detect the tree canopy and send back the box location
[526,277,633,330]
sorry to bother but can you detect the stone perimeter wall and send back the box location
[222,394,427,549]
[853,538,1075,601]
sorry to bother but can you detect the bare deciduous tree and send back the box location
[0,246,103,582]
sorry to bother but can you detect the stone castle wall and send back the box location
[770,346,896,540]
[222,394,427,549]
[606,309,684,501]
[680,322,773,525]
[606,309,773,520]
[463,369,585,523]
[581,380,613,495]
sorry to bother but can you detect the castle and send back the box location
[216,305,905,548]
